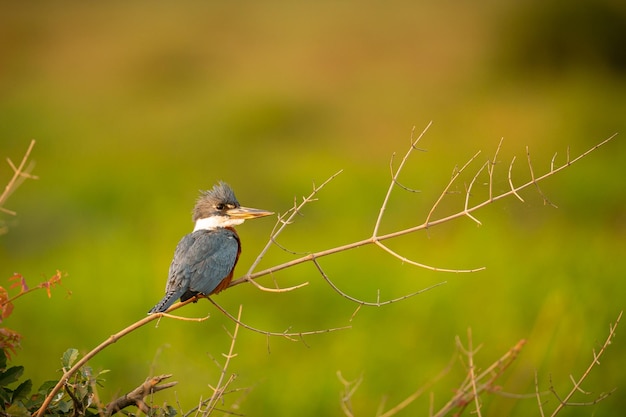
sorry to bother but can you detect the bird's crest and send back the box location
[193,182,240,221]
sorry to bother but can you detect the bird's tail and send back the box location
[148,293,177,314]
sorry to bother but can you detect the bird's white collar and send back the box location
[193,216,245,232]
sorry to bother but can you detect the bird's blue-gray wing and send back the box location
[186,229,239,295]
[148,229,239,314]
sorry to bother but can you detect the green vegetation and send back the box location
[1,1,625,415]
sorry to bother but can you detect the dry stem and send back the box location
[1,140,38,229]
[546,310,622,416]
[230,129,618,290]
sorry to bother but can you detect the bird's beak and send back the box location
[226,206,274,220]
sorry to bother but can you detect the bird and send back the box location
[148,182,273,314]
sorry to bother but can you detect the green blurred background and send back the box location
[1,1,625,415]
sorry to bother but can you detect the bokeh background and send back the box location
[1,1,625,416]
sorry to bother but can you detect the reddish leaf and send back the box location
[0,327,22,359]
[38,270,63,298]
[8,273,29,293]
[0,287,13,321]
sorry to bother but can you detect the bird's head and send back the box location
[192,182,273,231]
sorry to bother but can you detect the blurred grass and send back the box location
[1,1,625,416]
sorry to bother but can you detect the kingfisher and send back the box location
[148,182,273,314]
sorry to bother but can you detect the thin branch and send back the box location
[207,296,350,344]
[0,139,38,218]
[526,146,557,208]
[373,241,484,273]
[549,310,622,416]
[230,132,618,290]
[463,160,489,226]
[373,122,431,237]
[312,257,447,307]
[508,156,525,203]
[245,170,343,292]
[464,328,483,417]
[337,371,363,417]
[424,150,483,226]
[201,305,243,416]
[376,340,459,417]
[535,370,546,417]
[487,138,504,202]
[432,338,526,417]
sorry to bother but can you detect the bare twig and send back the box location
[526,146,557,208]
[432,338,525,417]
[508,156,525,203]
[231,131,617,290]
[206,296,350,351]
[487,138,504,202]
[424,150,483,227]
[312,257,447,307]
[535,370,546,417]
[0,140,38,222]
[242,170,342,293]
[548,310,622,416]
[465,328,483,417]
[338,371,363,417]
[375,350,458,417]
[200,305,244,416]
[373,122,431,237]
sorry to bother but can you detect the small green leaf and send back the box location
[55,399,72,413]
[0,365,24,386]
[5,402,30,417]
[62,348,79,369]
[37,380,58,395]
[0,386,11,403]
[0,349,7,370]
[11,379,32,402]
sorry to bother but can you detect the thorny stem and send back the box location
[244,169,343,293]
[373,122,431,237]
[432,338,526,417]
[206,297,350,351]
[201,305,243,416]
[231,132,618,288]
[312,257,447,307]
[0,139,38,217]
[548,311,622,416]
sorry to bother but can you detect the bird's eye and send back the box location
[215,203,225,210]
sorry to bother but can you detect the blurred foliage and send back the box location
[495,0,626,76]
[0,1,625,416]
